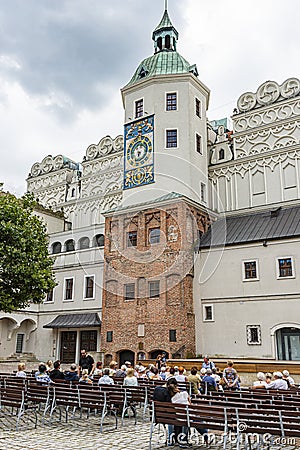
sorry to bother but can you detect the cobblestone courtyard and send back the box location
[0,410,299,450]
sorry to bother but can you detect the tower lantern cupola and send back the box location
[152,7,178,53]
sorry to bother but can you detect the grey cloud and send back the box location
[0,0,183,119]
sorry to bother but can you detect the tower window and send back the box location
[166,129,178,148]
[196,134,202,154]
[127,231,137,247]
[166,93,177,111]
[106,331,113,342]
[195,98,201,118]
[125,283,135,300]
[135,99,143,118]
[169,330,177,342]
[219,149,225,160]
[149,228,160,244]
[200,183,206,202]
[165,34,171,49]
[157,36,162,51]
[149,281,160,298]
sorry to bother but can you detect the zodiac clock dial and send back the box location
[126,135,152,167]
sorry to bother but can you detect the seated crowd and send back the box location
[15,353,297,394]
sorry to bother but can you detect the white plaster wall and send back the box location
[194,238,300,358]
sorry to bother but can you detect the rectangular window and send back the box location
[149,228,160,244]
[166,93,177,111]
[125,283,135,300]
[45,290,54,302]
[246,325,261,345]
[64,278,74,300]
[16,333,24,353]
[278,257,294,278]
[127,231,137,247]
[196,134,202,154]
[169,329,177,342]
[135,99,143,118]
[166,129,178,148]
[243,261,258,280]
[106,331,113,342]
[195,98,201,118]
[200,183,206,202]
[84,276,95,299]
[203,304,214,321]
[80,330,97,352]
[149,280,160,298]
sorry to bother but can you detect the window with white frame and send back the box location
[166,129,178,148]
[246,325,261,345]
[64,278,74,301]
[166,92,177,111]
[203,304,214,321]
[243,260,259,281]
[84,275,95,299]
[45,289,54,302]
[277,257,294,278]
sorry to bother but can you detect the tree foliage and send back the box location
[0,189,56,312]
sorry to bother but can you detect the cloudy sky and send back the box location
[0,0,299,195]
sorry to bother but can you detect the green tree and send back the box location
[0,188,56,312]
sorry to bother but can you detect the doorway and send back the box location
[118,350,135,367]
[60,331,77,363]
[276,328,300,360]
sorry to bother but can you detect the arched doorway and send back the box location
[276,327,300,360]
[118,350,135,367]
[149,349,169,360]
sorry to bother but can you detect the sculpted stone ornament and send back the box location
[257,81,280,105]
[281,78,300,98]
[237,92,256,112]
[99,136,113,155]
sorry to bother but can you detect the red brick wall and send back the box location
[101,199,210,364]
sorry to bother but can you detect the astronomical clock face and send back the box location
[126,135,152,167]
[124,115,155,190]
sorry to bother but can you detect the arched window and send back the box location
[219,149,225,160]
[52,242,62,254]
[71,188,76,197]
[157,37,162,51]
[93,234,105,247]
[79,237,90,250]
[65,239,75,252]
[165,34,171,49]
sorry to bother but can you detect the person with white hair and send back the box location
[282,370,295,387]
[253,372,268,388]
[266,372,288,390]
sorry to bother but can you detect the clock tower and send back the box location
[100,6,211,366]
[121,6,210,207]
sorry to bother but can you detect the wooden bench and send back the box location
[0,385,37,431]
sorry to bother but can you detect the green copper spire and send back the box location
[152,7,178,53]
[124,4,198,88]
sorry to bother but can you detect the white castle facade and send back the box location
[1,8,299,364]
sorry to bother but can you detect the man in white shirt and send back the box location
[266,372,288,390]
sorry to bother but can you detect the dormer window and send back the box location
[139,66,148,79]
